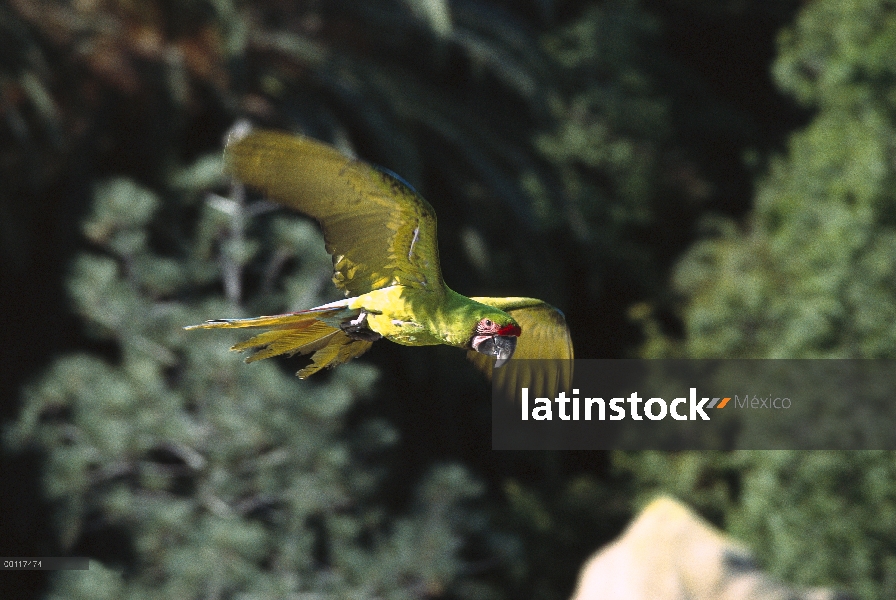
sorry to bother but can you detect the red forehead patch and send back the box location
[498,323,521,337]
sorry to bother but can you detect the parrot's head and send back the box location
[470,313,521,368]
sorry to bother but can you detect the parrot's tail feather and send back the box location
[185,304,373,378]
[183,303,353,331]
[233,320,338,360]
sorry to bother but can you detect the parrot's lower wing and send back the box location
[466,297,574,398]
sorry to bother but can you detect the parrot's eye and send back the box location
[477,318,495,333]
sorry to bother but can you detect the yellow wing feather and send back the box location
[224,129,443,296]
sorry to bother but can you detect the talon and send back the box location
[341,311,382,342]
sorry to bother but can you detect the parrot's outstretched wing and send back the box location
[225,129,443,296]
[466,297,574,397]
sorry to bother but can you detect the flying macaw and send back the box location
[186,128,573,385]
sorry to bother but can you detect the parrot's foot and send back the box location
[341,311,382,342]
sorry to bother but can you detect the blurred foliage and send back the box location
[4,0,894,600]
[640,0,896,360]
[633,1,896,599]
[534,1,668,264]
[7,167,494,598]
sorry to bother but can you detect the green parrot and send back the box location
[186,129,573,384]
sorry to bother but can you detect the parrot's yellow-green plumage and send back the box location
[186,128,573,385]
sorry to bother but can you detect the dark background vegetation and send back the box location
[2,0,895,598]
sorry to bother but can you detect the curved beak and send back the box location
[473,335,518,368]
